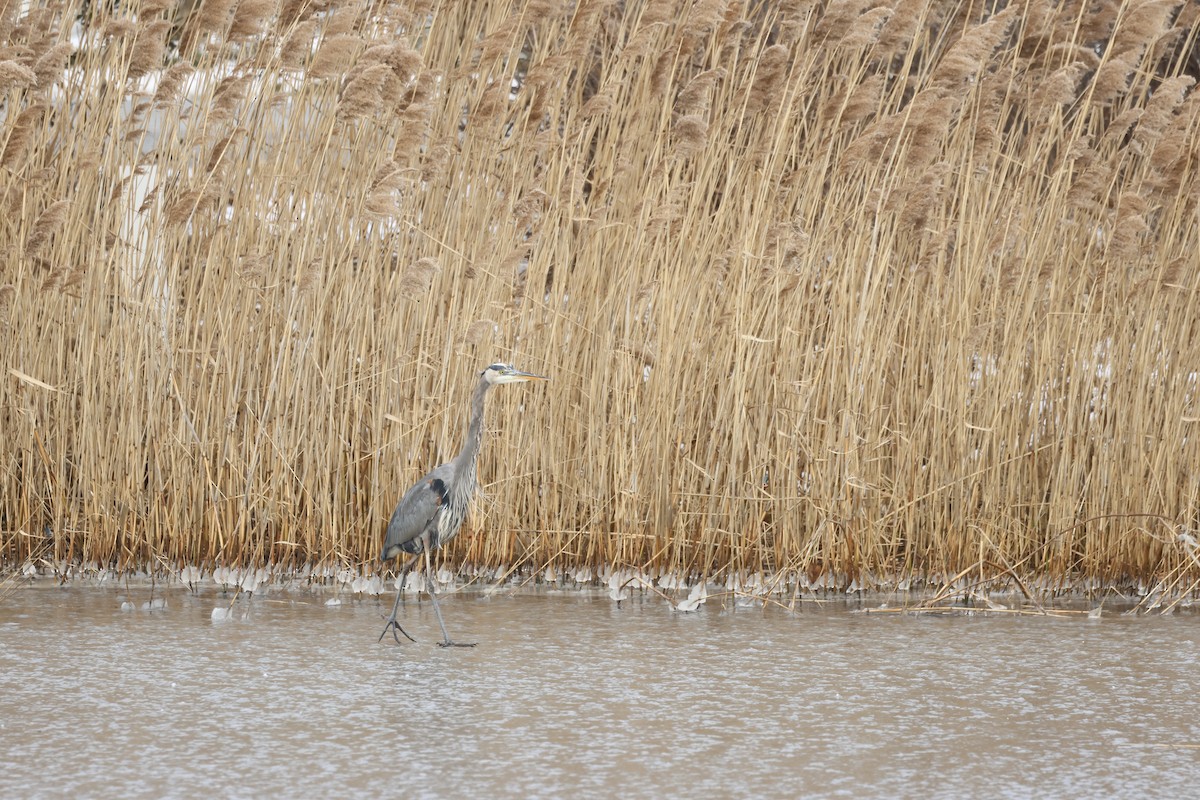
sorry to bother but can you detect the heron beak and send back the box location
[509,368,548,382]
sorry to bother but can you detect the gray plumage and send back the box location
[380,376,488,561]
[378,363,547,646]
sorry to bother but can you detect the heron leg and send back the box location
[424,548,476,648]
[378,554,420,644]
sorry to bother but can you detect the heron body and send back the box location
[378,363,547,646]
[381,467,458,559]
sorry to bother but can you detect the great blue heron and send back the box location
[378,363,548,646]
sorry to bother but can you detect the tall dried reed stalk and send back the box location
[1,0,1198,594]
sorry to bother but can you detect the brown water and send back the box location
[1,583,1198,798]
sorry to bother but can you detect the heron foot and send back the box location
[378,617,416,644]
[437,640,477,648]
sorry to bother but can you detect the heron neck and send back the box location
[452,375,491,482]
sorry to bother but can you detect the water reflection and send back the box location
[1,584,1197,798]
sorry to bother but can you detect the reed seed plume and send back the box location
[128,20,173,79]
[0,59,36,92]
[675,67,724,115]
[837,7,891,51]
[671,114,708,156]
[1,103,44,169]
[338,61,401,120]
[229,0,279,41]
[0,0,1198,599]
[929,6,1015,89]
[0,284,14,327]
[872,0,926,56]
[309,33,362,79]
[278,0,314,29]
[1093,45,1146,105]
[32,42,72,89]
[195,0,238,38]
[23,200,70,257]
[280,19,319,69]
[680,0,727,44]
[1133,75,1195,151]
[463,319,498,346]
[1030,63,1085,121]
[746,44,788,114]
[152,62,196,106]
[101,17,138,40]
[398,256,440,300]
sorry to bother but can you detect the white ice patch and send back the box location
[675,583,707,612]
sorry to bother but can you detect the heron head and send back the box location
[482,363,549,384]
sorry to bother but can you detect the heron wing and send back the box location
[380,463,453,561]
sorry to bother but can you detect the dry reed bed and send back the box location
[1,0,1199,594]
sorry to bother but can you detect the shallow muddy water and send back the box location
[1,583,1198,798]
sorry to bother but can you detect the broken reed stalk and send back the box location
[0,0,1198,592]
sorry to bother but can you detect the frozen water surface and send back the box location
[1,584,1198,798]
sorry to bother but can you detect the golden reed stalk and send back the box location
[1,1,1198,593]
